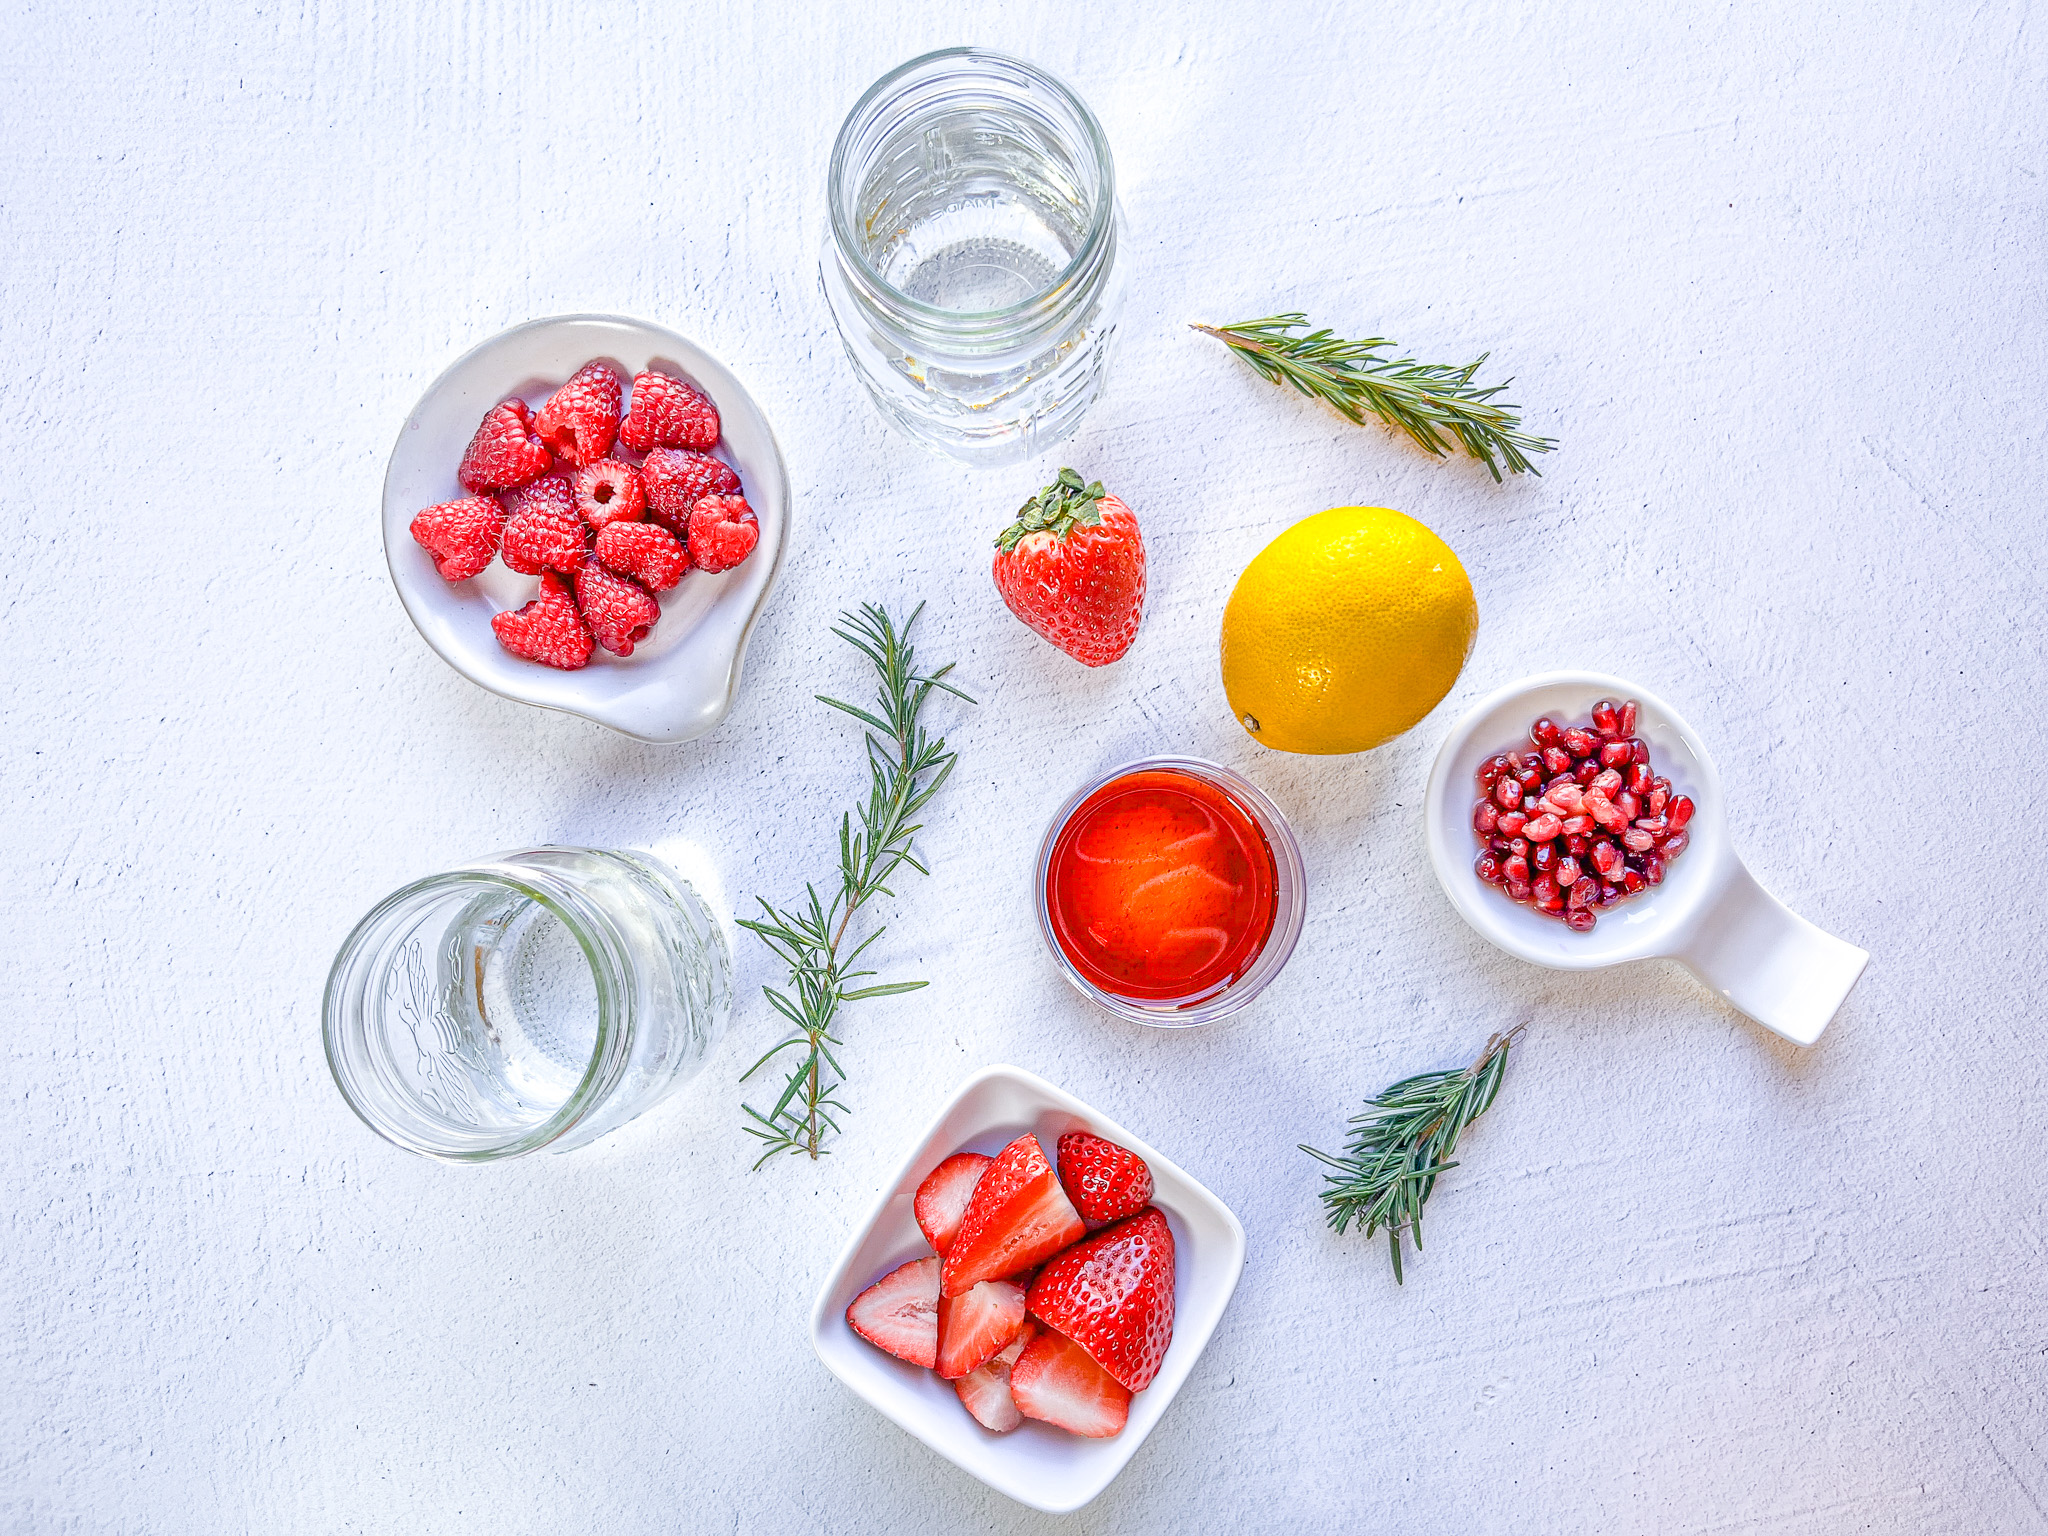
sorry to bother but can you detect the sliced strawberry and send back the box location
[941,1134,1085,1298]
[953,1322,1035,1433]
[458,398,553,493]
[914,1152,991,1255]
[1009,1326,1130,1438]
[535,360,622,467]
[936,1278,1027,1380]
[845,1256,939,1369]
[1027,1207,1175,1391]
[1057,1131,1154,1225]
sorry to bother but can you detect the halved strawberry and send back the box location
[941,1134,1085,1297]
[936,1278,1027,1380]
[953,1322,1036,1433]
[1027,1207,1175,1391]
[845,1256,939,1369]
[914,1152,991,1255]
[1009,1326,1130,1438]
[1057,1131,1153,1225]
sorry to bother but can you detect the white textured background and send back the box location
[6,2,2045,1532]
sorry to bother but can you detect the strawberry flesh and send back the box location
[941,1134,1084,1298]
[936,1278,1027,1380]
[953,1322,1035,1433]
[1027,1206,1176,1391]
[1057,1131,1153,1225]
[914,1152,991,1255]
[1009,1326,1131,1438]
[845,1256,940,1370]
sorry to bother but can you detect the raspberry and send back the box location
[501,492,589,575]
[686,494,759,575]
[534,361,622,468]
[572,555,661,657]
[595,520,690,592]
[619,370,720,453]
[458,399,554,493]
[409,495,503,581]
[640,448,739,533]
[571,459,646,529]
[490,570,592,670]
[497,474,575,523]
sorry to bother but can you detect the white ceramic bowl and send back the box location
[809,1065,1247,1514]
[383,314,790,743]
[1425,672,1867,1045]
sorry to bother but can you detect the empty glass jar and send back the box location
[323,847,731,1160]
[821,47,1126,465]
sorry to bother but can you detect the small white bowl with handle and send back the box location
[1425,672,1867,1046]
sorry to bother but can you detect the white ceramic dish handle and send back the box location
[1672,859,1868,1047]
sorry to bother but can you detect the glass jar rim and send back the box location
[1033,756,1308,1028]
[322,863,629,1162]
[825,46,1117,334]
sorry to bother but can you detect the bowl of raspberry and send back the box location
[385,314,789,742]
[1425,672,1867,1046]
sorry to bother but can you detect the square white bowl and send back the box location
[808,1064,1247,1514]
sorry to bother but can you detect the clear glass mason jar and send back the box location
[323,847,731,1161]
[821,47,1126,465]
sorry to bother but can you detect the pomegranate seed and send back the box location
[1497,811,1528,836]
[1522,795,1541,814]
[1573,760,1599,785]
[1519,752,1544,774]
[1622,828,1655,853]
[1504,855,1530,884]
[1565,832,1591,857]
[1590,698,1619,733]
[1525,813,1564,842]
[1473,799,1500,833]
[1587,796,1629,833]
[1489,835,1510,853]
[1493,777,1522,810]
[1661,830,1690,857]
[1556,856,1581,886]
[1591,841,1621,877]
[1629,737,1649,765]
[1507,837,1529,856]
[1619,701,1638,736]
[1616,790,1641,821]
[1533,841,1556,872]
[1538,889,1564,914]
[1478,754,1514,790]
[1627,762,1653,795]
[1476,852,1502,882]
[1543,746,1573,775]
[1547,783,1585,813]
[1599,882,1623,906]
[1634,815,1669,836]
[1668,796,1695,831]
[1506,879,1532,902]
[1564,908,1597,932]
[1530,716,1560,748]
[1560,728,1596,758]
[1561,815,1594,836]
[1600,740,1633,768]
[1643,852,1666,885]
[1622,869,1648,895]
[1647,786,1669,816]
[1591,768,1624,797]
[1533,869,1559,901]
[1566,874,1592,906]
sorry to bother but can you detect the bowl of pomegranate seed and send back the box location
[384,314,789,742]
[1425,672,1868,1046]
[809,1064,1246,1514]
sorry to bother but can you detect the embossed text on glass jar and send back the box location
[821,48,1125,466]
[323,847,732,1160]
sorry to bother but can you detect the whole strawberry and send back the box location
[535,361,622,467]
[992,469,1145,666]
[458,399,553,493]
[410,495,504,581]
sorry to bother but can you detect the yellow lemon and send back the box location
[1221,506,1477,755]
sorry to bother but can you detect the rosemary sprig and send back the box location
[738,603,971,1167]
[1193,313,1556,481]
[1301,1025,1527,1282]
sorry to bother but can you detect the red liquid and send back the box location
[1045,768,1279,1002]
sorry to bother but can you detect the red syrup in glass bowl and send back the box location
[1043,766,1283,1006]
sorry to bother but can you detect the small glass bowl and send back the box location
[1033,757,1307,1027]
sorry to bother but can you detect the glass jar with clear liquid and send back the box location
[323,847,731,1160]
[821,48,1126,465]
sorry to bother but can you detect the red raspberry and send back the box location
[501,491,589,575]
[571,458,646,529]
[641,448,739,533]
[687,494,759,574]
[409,494,503,581]
[497,474,575,522]
[458,399,553,492]
[572,555,661,657]
[619,370,720,453]
[595,520,689,592]
[490,570,592,670]
[534,361,622,468]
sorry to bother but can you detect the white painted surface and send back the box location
[5,3,2044,1532]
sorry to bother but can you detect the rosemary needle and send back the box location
[1193,313,1556,481]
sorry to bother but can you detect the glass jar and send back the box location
[323,847,731,1160]
[821,47,1126,466]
